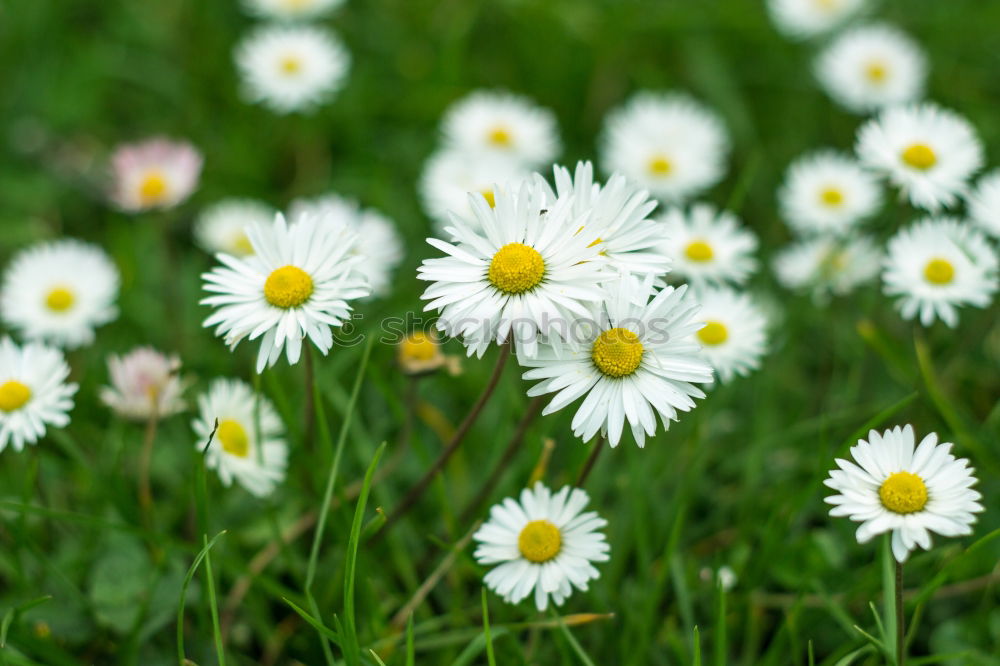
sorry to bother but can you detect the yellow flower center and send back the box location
[232,233,255,255]
[138,170,169,205]
[684,240,714,262]
[487,243,545,294]
[591,327,644,378]
[865,61,888,84]
[901,143,937,170]
[480,189,497,208]
[0,380,32,412]
[923,258,955,285]
[648,155,672,176]
[45,286,76,312]
[487,126,513,147]
[518,519,562,563]
[284,0,310,8]
[878,471,928,514]
[820,187,844,206]
[280,55,302,75]
[399,332,438,362]
[217,419,250,458]
[697,320,728,346]
[264,265,314,308]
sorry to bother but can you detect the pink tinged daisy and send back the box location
[824,425,984,563]
[520,275,712,448]
[0,337,77,453]
[882,217,997,327]
[100,347,188,421]
[856,103,984,213]
[0,239,120,349]
[201,213,370,373]
[110,137,202,212]
[418,181,606,359]
[473,482,610,611]
[659,203,758,288]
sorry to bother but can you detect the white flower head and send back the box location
[110,138,203,212]
[600,92,730,203]
[0,337,77,453]
[825,425,984,562]
[520,274,712,448]
[856,103,984,212]
[440,90,560,168]
[100,347,187,421]
[242,0,344,21]
[195,199,276,257]
[473,482,609,611]
[418,180,607,359]
[767,0,868,40]
[882,217,997,327]
[691,286,768,384]
[774,235,882,302]
[192,379,287,497]
[235,25,350,114]
[201,213,370,372]
[967,170,1000,239]
[778,151,882,236]
[659,203,758,287]
[0,239,120,349]
[815,23,927,114]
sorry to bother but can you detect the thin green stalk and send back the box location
[203,534,226,666]
[896,560,905,666]
[177,531,226,665]
[481,588,497,666]
[882,535,898,664]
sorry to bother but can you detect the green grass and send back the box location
[1,0,999,664]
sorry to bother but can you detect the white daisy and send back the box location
[242,0,344,21]
[767,0,868,40]
[659,203,758,287]
[201,213,370,372]
[288,194,403,298]
[825,424,984,563]
[418,181,606,359]
[473,482,609,611]
[100,347,187,421]
[235,25,350,114]
[418,149,530,233]
[110,138,203,212]
[0,239,120,349]
[774,235,882,301]
[814,23,927,115]
[600,92,730,203]
[778,151,882,236]
[194,199,276,257]
[537,161,671,277]
[520,275,712,448]
[439,90,560,168]
[192,378,287,497]
[967,170,1000,239]
[882,217,997,327]
[691,286,768,384]
[0,337,77,453]
[856,103,984,212]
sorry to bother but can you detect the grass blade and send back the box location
[551,609,596,666]
[282,597,341,644]
[481,588,497,666]
[176,531,226,666]
[203,534,226,666]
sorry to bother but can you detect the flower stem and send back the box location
[576,435,605,487]
[896,559,905,666]
[138,409,160,532]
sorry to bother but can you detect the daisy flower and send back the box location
[439,90,560,168]
[396,331,460,376]
[100,347,187,421]
[418,181,606,359]
[538,161,671,277]
[194,199,276,257]
[766,0,868,40]
[201,213,370,372]
[600,92,730,202]
[235,25,350,114]
[778,151,882,236]
[882,217,997,327]
[856,103,984,212]
[473,482,610,611]
[659,203,758,288]
[691,287,768,384]
[109,138,202,212]
[192,378,287,497]
[242,0,344,21]
[774,235,882,301]
[814,23,927,115]
[520,275,712,448]
[419,149,530,233]
[0,239,120,349]
[825,425,983,563]
[0,337,77,453]
[967,170,1000,238]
